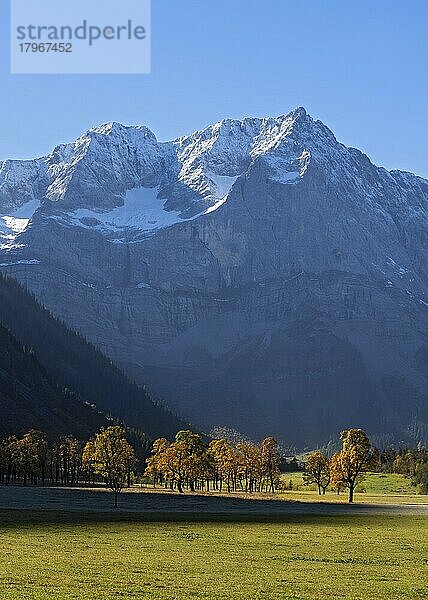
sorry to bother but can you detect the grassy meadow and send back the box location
[278,471,426,504]
[0,511,427,600]
[0,473,426,599]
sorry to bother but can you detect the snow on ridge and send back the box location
[0,198,40,249]
[0,259,40,267]
[171,109,315,205]
[88,121,158,142]
[1,107,426,247]
[202,174,239,214]
[209,174,238,196]
[386,256,411,277]
[261,151,311,185]
[204,197,228,214]
[203,174,239,203]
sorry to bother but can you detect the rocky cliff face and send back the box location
[1,108,427,448]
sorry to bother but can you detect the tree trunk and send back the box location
[348,485,354,503]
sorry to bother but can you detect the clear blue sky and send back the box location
[1,0,427,178]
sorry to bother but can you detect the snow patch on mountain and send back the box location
[65,186,184,236]
[52,173,241,241]
[0,259,40,267]
[263,156,301,184]
[0,198,40,249]
[207,174,238,198]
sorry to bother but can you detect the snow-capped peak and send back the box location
[88,121,157,141]
[1,107,426,247]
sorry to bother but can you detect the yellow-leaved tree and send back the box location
[236,441,261,493]
[261,437,280,493]
[83,426,135,508]
[330,429,375,503]
[144,437,170,487]
[303,451,330,495]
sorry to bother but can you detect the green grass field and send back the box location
[0,475,426,600]
[278,471,426,504]
[0,512,427,600]
[282,471,414,493]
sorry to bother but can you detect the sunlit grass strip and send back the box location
[0,514,426,599]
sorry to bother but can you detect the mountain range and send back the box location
[0,107,427,448]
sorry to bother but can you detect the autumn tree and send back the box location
[261,437,280,492]
[237,442,261,493]
[0,436,18,484]
[30,430,49,485]
[412,464,428,494]
[159,431,207,493]
[144,438,170,487]
[175,430,206,492]
[329,451,345,495]
[224,445,243,493]
[331,429,375,503]
[81,439,96,485]
[160,443,185,491]
[15,433,35,486]
[394,450,420,476]
[84,426,135,507]
[58,435,81,486]
[303,451,331,495]
[208,438,231,492]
